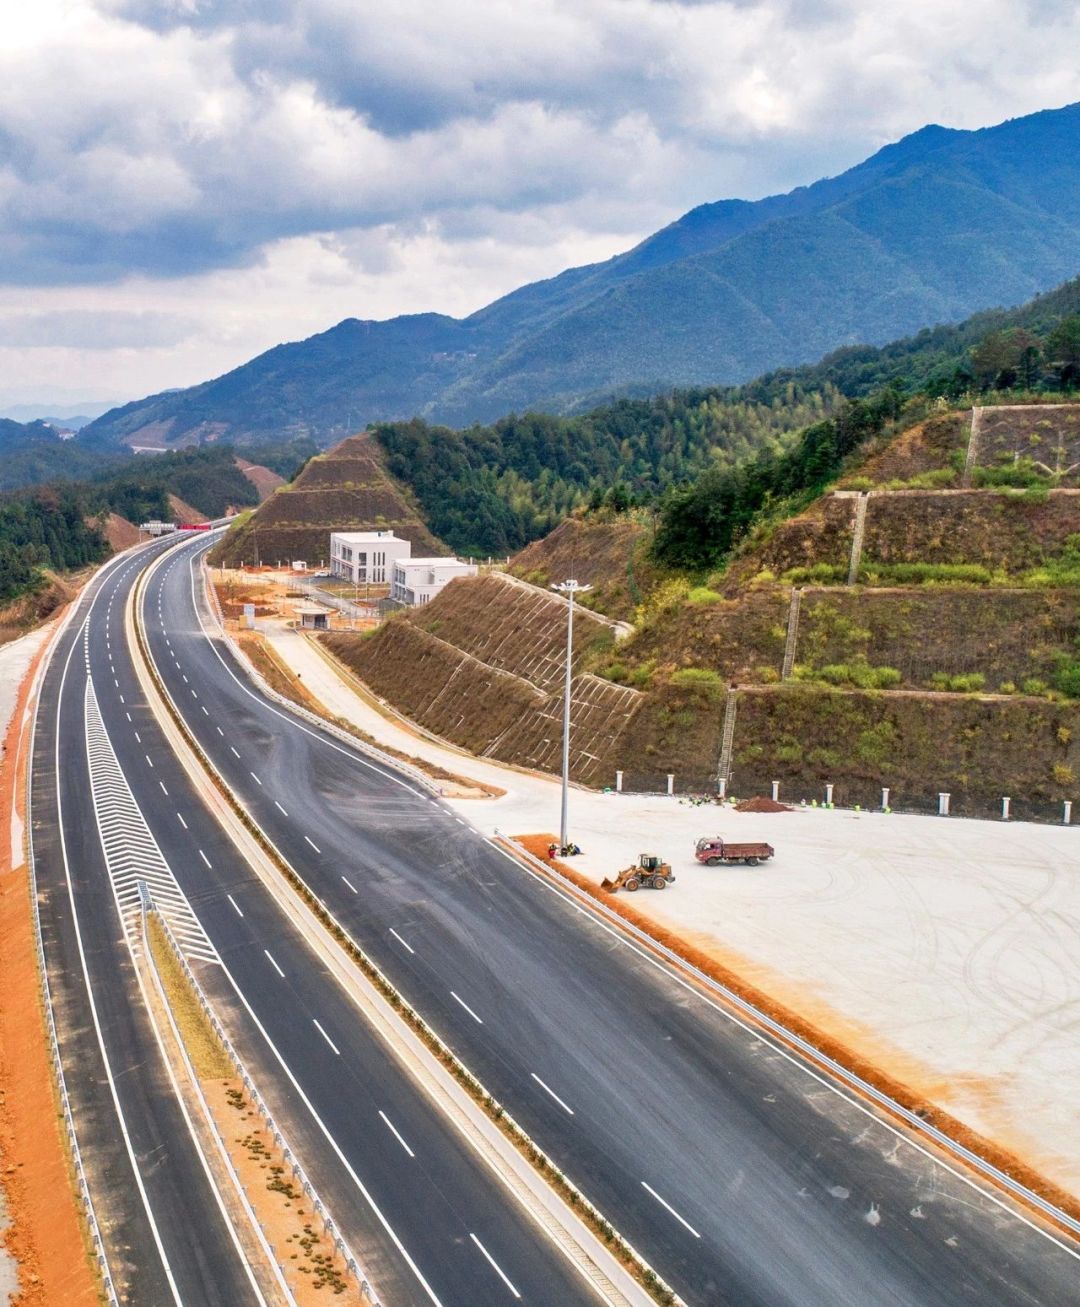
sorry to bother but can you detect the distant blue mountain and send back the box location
[82,101,1080,448]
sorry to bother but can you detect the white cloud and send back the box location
[0,0,1079,403]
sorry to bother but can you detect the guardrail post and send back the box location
[1001,796,1011,821]
[938,792,950,816]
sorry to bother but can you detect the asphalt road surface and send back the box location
[139,534,1080,1307]
[34,537,603,1307]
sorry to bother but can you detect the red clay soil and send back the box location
[734,796,791,813]
[167,493,207,524]
[513,832,1080,1233]
[0,620,99,1306]
[234,458,285,503]
[97,513,140,552]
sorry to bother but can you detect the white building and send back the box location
[391,557,478,606]
[329,530,411,585]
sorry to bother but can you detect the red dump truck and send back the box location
[695,836,774,866]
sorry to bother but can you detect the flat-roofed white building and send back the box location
[391,557,478,606]
[329,530,411,584]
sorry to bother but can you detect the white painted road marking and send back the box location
[389,927,415,954]
[250,771,262,786]
[469,1235,520,1299]
[216,726,224,735]
[641,1181,701,1238]
[304,835,321,853]
[134,730,141,743]
[530,1073,574,1116]
[342,876,358,894]
[227,894,244,917]
[312,1019,340,1055]
[230,746,240,757]
[159,781,169,795]
[274,800,288,816]
[144,754,154,768]
[378,1110,415,1158]
[450,991,483,1024]
[264,950,285,978]
[177,813,188,830]
[199,849,212,868]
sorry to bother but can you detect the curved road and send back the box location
[138,533,1080,1306]
[33,537,603,1306]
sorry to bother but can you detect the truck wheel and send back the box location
[706,857,721,867]
[652,876,667,889]
[624,877,640,891]
[747,857,759,866]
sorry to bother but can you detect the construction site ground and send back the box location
[255,613,1080,1204]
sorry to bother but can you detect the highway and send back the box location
[32,537,605,1307]
[139,531,1080,1306]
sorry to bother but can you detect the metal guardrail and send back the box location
[503,837,1080,1244]
[148,905,379,1304]
[25,604,121,1305]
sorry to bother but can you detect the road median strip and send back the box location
[131,539,671,1307]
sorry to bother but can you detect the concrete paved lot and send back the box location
[267,622,1080,1198]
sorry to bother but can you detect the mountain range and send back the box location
[82,101,1080,449]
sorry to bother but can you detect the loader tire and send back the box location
[624,877,641,891]
[651,876,667,889]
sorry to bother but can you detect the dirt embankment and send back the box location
[168,493,208,524]
[233,458,284,502]
[0,573,85,650]
[96,512,140,552]
[0,619,100,1306]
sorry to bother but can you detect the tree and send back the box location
[1047,316,1080,390]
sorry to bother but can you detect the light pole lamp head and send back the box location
[551,579,593,597]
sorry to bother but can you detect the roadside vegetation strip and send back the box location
[143,911,358,1306]
[133,547,681,1307]
[507,834,1080,1244]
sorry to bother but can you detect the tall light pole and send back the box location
[551,578,592,850]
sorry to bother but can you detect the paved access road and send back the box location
[34,537,604,1307]
[146,535,1080,1306]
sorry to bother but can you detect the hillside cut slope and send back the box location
[210,431,441,567]
[323,404,1080,821]
[82,101,1080,445]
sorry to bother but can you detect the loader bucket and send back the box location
[600,876,618,893]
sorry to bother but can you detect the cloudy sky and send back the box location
[3,0,1079,413]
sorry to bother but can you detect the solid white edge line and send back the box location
[469,1234,521,1300]
[146,534,448,1307]
[530,1072,574,1116]
[378,1110,416,1158]
[485,837,1080,1264]
[312,1019,341,1055]
[264,949,285,978]
[641,1181,701,1239]
[450,991,484,1025]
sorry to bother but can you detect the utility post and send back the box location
[551,579,592,850]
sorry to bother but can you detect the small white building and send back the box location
[391,557,478,606]
[329,530,411,585]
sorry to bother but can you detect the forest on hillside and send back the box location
[374,281,1080,558]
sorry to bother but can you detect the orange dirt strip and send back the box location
[513,833,1080,1235]
[0,620,99,1307]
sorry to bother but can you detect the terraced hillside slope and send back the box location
[322,573,647,785]
[210,432,442,567]
[324,403,1080,821]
